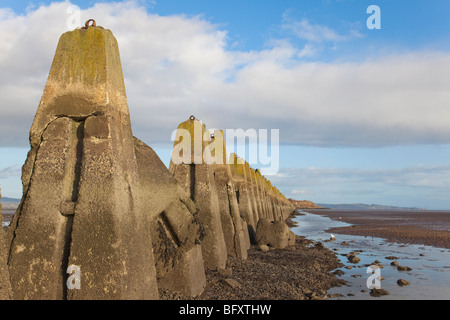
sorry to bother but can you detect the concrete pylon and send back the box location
[229,153,257,243]
[133,137,206,296]
[263,176,276,221]
[169,116,227,270]
[244,162,260,225]
[7,23,159,299]
[250,168,265,220]
[209,131,247,259]
[258,171,271,219]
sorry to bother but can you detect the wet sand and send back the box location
[307,209,450,249]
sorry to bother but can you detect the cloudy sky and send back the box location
[0,0,449,209]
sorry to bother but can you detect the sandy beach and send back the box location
[307,209,450,249]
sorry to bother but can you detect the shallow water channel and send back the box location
[291,211,450,300]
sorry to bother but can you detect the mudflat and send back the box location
[308,209,450,249]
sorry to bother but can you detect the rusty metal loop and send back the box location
[189,115,196,120]
[82,19,96,29]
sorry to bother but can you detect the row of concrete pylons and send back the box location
[169,116,294,271]
[0,23,294,300]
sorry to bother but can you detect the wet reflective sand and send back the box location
[309,209,450,249]
[291,211,450,300]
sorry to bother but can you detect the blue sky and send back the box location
[1,0,450,209]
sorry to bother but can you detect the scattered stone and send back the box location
[397,279,410,286]
[333,270,345,276]
[347,255,361,264]
[259,244,269,252]
[341,241,350,246]
[315,242,325,248]
[305,290,327,300]
[397,266,412,271]
[218,268,233,277]
[222,278,241,289]
[369,288,390,297]
[385,256,399,260]
[391,261,399,267]
[256,218,296,249]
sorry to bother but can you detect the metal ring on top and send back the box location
[82,19,96,29]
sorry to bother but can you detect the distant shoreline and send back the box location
[305,209,450,250]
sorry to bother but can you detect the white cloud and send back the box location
[291,189,312,196]
[273,165,450,209]
[282,18,348,43]
[280,10,363,44]
[271,165,450,190]
[0,1,449,149]
[0,165,22,179]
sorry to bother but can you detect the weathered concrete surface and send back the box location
[210,131,247,260]
[229,154,258,243]
[249,168,264,221]
[7,26,159,300]
[169,116,294,258]
[134,137,206,296]
[0,186,12,300]
[255,218,296,249]
[4,22,294,300]
[169,118,227,270]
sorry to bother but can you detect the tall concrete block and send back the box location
[244,162,260,225]
[7,24,158,299]
[169,117,227,270]
[134,137,206,296]
[259,173,271,219]
[250,168,265,220]
[229,153,257,243]
[210,131,247,260]
[264,178,277,221]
